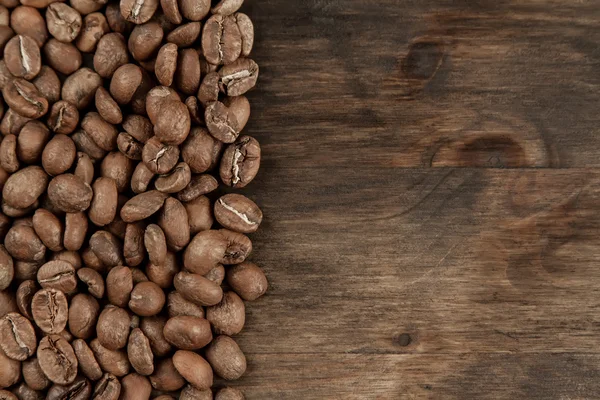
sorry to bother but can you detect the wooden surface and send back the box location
[233,0,600,398]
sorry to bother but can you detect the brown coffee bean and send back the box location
[97,305,130,350]
[50,251,82,269]
[234,13,253,56]
[105,3,132,34]
[166,22,200,47]
[120,0,158,25]
[205,335,245,381]
[95,87,122,125]
[163,315,211,350]
[123,223,145,267]
[159,0,180,24]
[117,133,143,160]
[71,340,102,382]
[1,108,31,136]
[14,257,40,280]
[225,95,250,130]
[72,129,107,162]
[110,64,142,105]
[120,374,151,400]
[62,68,102,110]
[16,121,48,165]
[37,335,78,385]
[0,245,13,291]
[157,197,190,251]
[129,281,165,316]
[121,115,151,144]
[47,101,79,135]
[10,7,47,47]
[81,247,103,272]
[4,35,41,80]
[149,358,184,392]
[228,262,267,301]
[145,86,179,125]
[171,351,212,391]
[143,224,166,266]
[2,200,38,218]
[182,194,215,234]
[31,66,59,105]
[47,174,93,213]
[120,190,168,222]
[41,134,76,177]
[70,155,92,187]
[127,328,153,376]
[0,6,8,25]
[63,212,87,251]
[0,26,14,54]
[129,70,153,116]
[183,96,203,125]
[0,60,10,90]
[175,48,200,95]
[69,0,107,15]
[154,100,190,145]
[208,265,227,285]
[100,151,135,193]
[2,79,48,119]
[211,0,242,15]
[81,112,118,152]
[12,383,43,400]
[106,266,133,307]
[128,21,162,61]
[180,386,213,400]
[32,209,63,252]
[47,376,91,400]
[16,280,36,319]
[155,162,190,193]
[93,33,128,78]
[155,43,177,86]
[219,229,251,265]
[204,101,240,144]
[37,260,76,293]
[197,72,219,106]
[214,193,262,233]
[22,358,50,391]
[90,339,130,377]
[167,291,203,319]
[146,250,177,288]
[130,164,152,194]
[0,312,36,360]
[183,230,227,275]
[43,39,81,75]
[92,373,121,400]
[178,0,208,21]
[76,12,109,52]
[5,225,46,262]
[88,177,118,226]
[31,288,68,334]
[174,271,223,306]
[219,58,258,96]
[178,174,218,203]
[74,268,101,299]
[66,293,99,340]
[0,289,18,319]
[141,137,179,175]
[181,127,223,174]
[206,291,245,336]
[202,15,240,66]
[216,388,244,400]
[46,3,81,43]
[0,346,21,388]
[139,316,171,357]
[89,230,124,268]
[0,134,19,173]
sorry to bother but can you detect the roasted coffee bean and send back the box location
[68,293,99,339]
[211,0,243,16]
[73,153,94,186]
[76,12,109,52]
[154,162,190,193]
[172,351,213,391]
[63,212,88,251]
[207,264,227,285]
[180,386,213,400]
[234,13,253,56]
[120,0,159,24]
[123,223,145,267]
[214,193,262,233]
[10,7,47,47]
[11,383,43,400]
[14,259,41,281]
[128,21,162,61]
[145,86,179,125]
[81,112,118,152]
[174,48,200,95]
[4,35,41,80]
[206,291,245,336]
[205,335,245,381]
[110,64,142,105]
[122,114,153,144]
[2,201,38,218]
[72,130,107,161]
[72,339,102,381]
[117,133,143,160]
[61,68,102,110]
[197,72,219,106]
[105,2,132,34]
[37,335,78,385]
[37,260,76,293]
[149,358,184,392]
[2,79,48,119]
[178,0,208,21]
[183,196,213,235]
[219,58,259,96]
[0,312,36,360]
[204,101,240,143]
[174,271,223,306]
[16,280,36,319]
[46,3,82,43]
[184,96,203,125]
[131,163,154,194]
[120,374,151,400]
[47,101,79,135]
[41,134,76,176]
[105,266,133,307]
[154,100,190,145]
[0,26,13,54]
[31,288,68,334]
[96,305,130,350]
[92,373,121,400]
[76,268,104,298]
[5,224,46,262]
[17,121,50,165]
[0,245,13,291]
[90,339,130,377]
[32,66,60,105]
[219,229,251,265]
[81,247,104,271]
[202,15,240,66]
[183,230,227,275]
[139,316,171,357]
[159,0,180,24]
[215,388,244,400]
[155,43,177,87]
[127,328,153,376]
[178,175,219,202]
[181,127,223,174]
[141,136,179,175]
[95,87,122,125]
[22,358,50,391]
[50,250,82,269]
[120,190,168,222]
[129,281,165,316]
[146,250,178,288]
[100,152,135,193]
[1,108,32,136]
[47,174,93,213]
[89,230,123,268]
[0,134,19,173]
[0,346,21,388]
[46,376,91,400]
[227,262,267,301]
[69,0,108,15]
[89,177,118,226]
[32,209,63,252]
[167,291,204,319]
[43,39,82,75]
[163,316,211,350]
[93,33,128,79]
[143,224,166,266]
[166,22,200,47]
[157,197,189,251]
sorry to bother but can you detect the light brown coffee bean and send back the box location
[143,224,166,266]
[154,100,190,145]
[178,0,208,21]
[155,43,177,86]
[105,2,132,34]
[110,64,142,105]
[1,108,31,136]
[142,137,179,175]
[219,58,259,96]
[63,211,87,251]
[175,48,200,95]
[127,328,153,376]
[211,0,243,16]
[146,250,178,289]
[32,209,63,251]
[41,134,76,176]
[197,72,219,106]
[76,268,103,299]
[81,247,104,272]
[95,87,122,125]
[166,22,200,47]
[67,293,100,339]
[32,66,60,104]
[155,162,190,193]
[219,228,251,265]
[37,335,78,385]
[120,374,151,400]
[47,174,93,213]
[129,281,165,317]
[72,339,102,382]
[4,35,41,80]
[50,250,82,269]
[89,230,123,268]
[97,305,130,350]
[120,0,159,25]
[181,127,223,174]
[61,68,102,110]
[37,260,76,292]
[207,265,226,286]
[81,112,118,152]
[46,3,82,43]
[122,114,153,143]
[172,351,212,391]
[2,79,48,119]
[157,197,189,251]
[2,200,38,218]
[43,39,81,75]
[130,162,154,194]
[205,335,246,380]
[184,96,203,125]
[174,271,223,306]
[159,0,180,24]
[128,21,162,61]
[0,245,13,291]
[180,386,213,400]
[206,291,245,336]
[178,175,218,203]
[204,100,240,143]
[93,33,128,78]
[117,133,143,160]
[100,151,135,193]
[5,224,46,262]
[69,0,107,15]
[149,358,184,392]
[202,15,240,66]
[72,154,93,187]
[16,121,49,165]
[0,134,19,173]
[123,223,145,267]
[120,190,168,222]
[89,177,118,226]
[183,230,227,275]
[106,266,133,307]
[0,289,18,320]
[234,13,253,56]
[76,12,109,52]
[22,358,50,391]
[47,101,79,135]
[227,261,267,301]
[225,95,250,130]
[92,373,121,400]
[31,288,68,334]
[0,346,21,388]
[215,388,244,400]
[139,316,171,357]
[163,316,211,350]
[10,7,47,47]
[167,291,204,318]
[145,86,179,125]
[90,339,130,377]
[72,130,106,162]
[0,312,36,360]
[214,193,262,233]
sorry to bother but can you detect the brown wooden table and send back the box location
[234,1,600,398]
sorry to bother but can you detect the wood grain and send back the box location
[232,0,600,398]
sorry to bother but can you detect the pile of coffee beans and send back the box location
[0,0,266,398]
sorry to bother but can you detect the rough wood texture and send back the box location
[233,0,600,398]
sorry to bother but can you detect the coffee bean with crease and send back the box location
[37,260,77,293]
[76,268,104,298]
[214,193,263,234]
[16,280,37,320]
[178,174,219,202]
[45,3,82,43]
[22,357,50,391]
[204,101,240,143]
[155,162,191,193]
[0,312,36,360]
[72,339,102,382]
[127,328,153,376]
[92,373,121,400]
[166,22,200,47]
[89,339,130,378]
[68,293,100,339]
[89,230,123,268]
[47,101,79,135]
[17,121,49,164]
[142,137,180,175]
[4,35,41,80]
[76,12,109,53]
[46,376,91,400]
[201,14,241,65]
[234,13,254,56]
[2,78,48,119]
[37,335,78,385]
[220,135,261,188]
[219,229,251,265]
[31,288,68,334]
[95,87,122,125]
[219,58,259,96]
[120,0,159,25]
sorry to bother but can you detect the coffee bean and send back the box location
[177,175,219,203]
[145,86,179,125]
[17,121,50,165]
[219,135,260,189]
[72,339,102,381]
[204,100,240,143]
[227,261,267,301]
[76,268,104,298]
[157,197,189,251]
[206,291,245,336]
[197,72,219,106]
[72,129,107,162]
[117,132,143,160]
[215,388,244,400]
[31,210,62,252]
[181,127,223,174]
[37,260,77,293]
[31,288,68,334]
[166,22,200,47]
[174,271,223,306]
[47,174,93,213]
[16,280,36,319]
[81,247,103,271]
[93,33,128,79]
[141,137,179,175]
[0,26,13,54]
[95,87,122,125]
[126,328,153,376]
[46,3,82,43]
[47,376,91,400]
[2,200,38,218]
[76,12,109,52]
[205,335,245,380]
[182,196,212,235]
[120,190,168,222]
[224,95,250,132]
[11,383,43,400]
[120,0,159,24]
[178,0,208,21]
[154,101,190,146]
[180,386,213,400]
[149,358,184,392]
[211,0,242,16]
[175,48,200,95]
[63,211,88,251]
[105,267,132,307]
[0,312,36,360]
[89,230,123,268]
[41,134,76,176]
[183,96,203,125]
[129,281,165,317]
[69,0,107,15]
[122,114,153,144]
[90,339,130,377]
[163,316,212,350]
[2,78,48,119]
[61,68,102,110]
[120,373,151,400]
[146,250,178,288]
[143,224,166,266]
[128,21,162,61]
[4,35,41,80]
[37,335,78,385]
[154,43,177,87]
[43,39,82,75]
[32,66,60,105]
[81,113,118,153]
[155,162,191,193]
[92,373,121,400]
[100,151,135,193]
[183,230,227,275]
[218,58,259,96]
[110,64,143,105]
[10,7,47,47]
[202,15,240,66]
[234,13,253,56]
[219,229,251,265]
[214,193,262,233]
[96,305,130,350]
[89,177,118,226]
[5,225,46,262]
[68,293,99,339]
[0,134,19,173]
[47,101,79,135]
[172,350,212,390]
[0,346,21,388]
[139,316,171,357]
[123,223,144,267]
[1,108,32,136]
[105,2,132,34]
[167,291,204,319]
[22,358,50,391]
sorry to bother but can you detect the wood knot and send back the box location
[402,40,444,81]
[393,332,412,347]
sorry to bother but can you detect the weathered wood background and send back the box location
[233,0,600,398]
